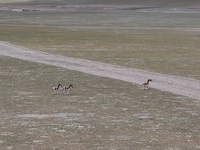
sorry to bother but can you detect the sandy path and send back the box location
[0,41,200,100]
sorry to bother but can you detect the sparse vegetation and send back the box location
[0,0,200,149]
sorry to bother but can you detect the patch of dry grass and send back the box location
[1,53,200,149]
[0,23,200,80]
[0,9,200,149]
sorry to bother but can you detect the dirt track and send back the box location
[0,41,200,100]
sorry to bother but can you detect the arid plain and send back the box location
[0,0,200,149]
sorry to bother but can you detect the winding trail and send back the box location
[0,41,200,100]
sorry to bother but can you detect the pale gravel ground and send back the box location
[0,41,200,100]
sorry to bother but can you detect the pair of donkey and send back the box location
[52,84,73,95]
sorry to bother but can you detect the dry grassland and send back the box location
[1,55,200,149]
[0,24,200,80]
[0,5,200,149]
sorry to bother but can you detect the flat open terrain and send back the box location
[0,1,200,149]
[0,41,200,100]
